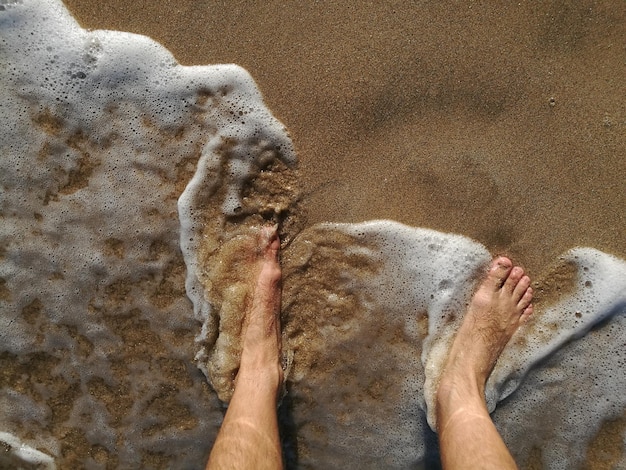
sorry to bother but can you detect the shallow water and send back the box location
[1,1,625,468]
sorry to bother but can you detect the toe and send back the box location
[485,257,513,291]
[503,266,524,293]
[520,303,534,323]
[260,225,280,261]
[518,286,533,310]
[513,275,531,302]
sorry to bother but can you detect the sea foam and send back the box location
[1,0,286,466]
[2,0,625,468]
[180,129,626,466]
[0,432,56,470]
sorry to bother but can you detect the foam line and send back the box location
[487,248,626,407]
[0,432,56,470]
[3,0,625,467]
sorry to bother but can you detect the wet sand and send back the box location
[63,0,625,278]
[59,1,626,468]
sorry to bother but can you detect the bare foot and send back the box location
[435,257,531,470]
[238,225,284,391]
[207,227,285,469]
[437,257,533,418]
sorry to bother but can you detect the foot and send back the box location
[208,226,285,469]
[437,257,533,413]
[238,225,284,392]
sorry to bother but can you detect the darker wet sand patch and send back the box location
[585,413,626,469]
[531,259,578,310]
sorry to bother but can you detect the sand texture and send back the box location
[63,0,625,276]
[1,1,624,468]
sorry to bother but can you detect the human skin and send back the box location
[206,226,284,470]
[436,257,534,470]
[206,233,531,469]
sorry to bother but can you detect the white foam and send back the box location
[0,432,56,470]
[279,221,626,466]
[487,248,626,409]
[3,0,626,467]
[331,223,626,431]
[1,0,268,466]
[494,304,626,468]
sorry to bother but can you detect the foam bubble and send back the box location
[292,224,623,465]
[1,0,273,466]
[0,432,56,470]
[3,0,626,467]
[493,305,626,468]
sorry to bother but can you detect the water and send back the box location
[1,1,625,468]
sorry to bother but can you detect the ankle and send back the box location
[439,340,490,400]
[437,387,488,437]
[235,363,283,403]
[437,370,485,416]
[239,351,283,387]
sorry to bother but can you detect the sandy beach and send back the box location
[63,0,625,278]
[3,1,620,468]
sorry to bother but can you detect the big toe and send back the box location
[484,256,513,291]
[259,225,280,261]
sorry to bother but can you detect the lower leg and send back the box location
[437,257,533,470]
[207,226,284,470]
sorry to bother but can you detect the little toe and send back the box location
[485,257,513,291]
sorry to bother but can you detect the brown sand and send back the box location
[60,1,626,467]
[63,0,625,278]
